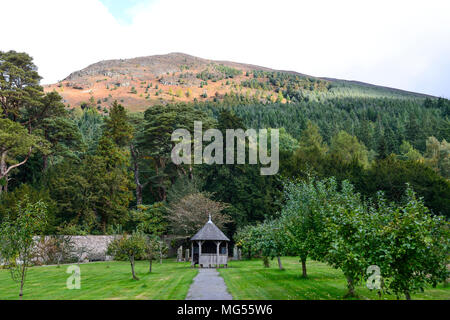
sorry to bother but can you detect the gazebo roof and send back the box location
[191,216,230,241]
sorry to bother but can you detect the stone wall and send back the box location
[1,235,182,266]
[28,235,117,264]
[63,235,182,262]
[67,235,116,262]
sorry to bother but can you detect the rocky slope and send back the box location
[44,52,429,112]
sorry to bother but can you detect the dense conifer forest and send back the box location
[1,50,449,237]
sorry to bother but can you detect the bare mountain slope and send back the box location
[44,52,430,112]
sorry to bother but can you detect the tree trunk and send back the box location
[262,256,270,268]
[19,263,26,298]
[19,282,24,299]
[149,258,153,273]
[159,185,166,201]
[130,144,143,206]
[136,184,143,206]
[0,151,7,195]
[42,154,48,171]
[404,290,411,300]
[301,257,307,278]
[189,165,193,180]
[156,158,167,201]
[444,266,449,288]
[130,256,139,280]
[277,256,283,270]
[0,148,31,195]
[345,275,356,298]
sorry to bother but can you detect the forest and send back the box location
[0,50,449,239]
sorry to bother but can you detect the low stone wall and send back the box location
[68,235,116,262]
[29,235,117,264]
[2,234,180,266]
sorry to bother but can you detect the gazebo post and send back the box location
[225,242,228,268]
[198,241,203,267]
[191,242,194,267]
[216,241,221,268]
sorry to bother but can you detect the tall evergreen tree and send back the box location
[103,101,133,148]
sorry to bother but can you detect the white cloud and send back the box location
[1,0,449,96]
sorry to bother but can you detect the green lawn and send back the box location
[218,257,450,300]
[0,259,197,300]
[1,257,448,300]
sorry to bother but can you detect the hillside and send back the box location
[44,53,431,112]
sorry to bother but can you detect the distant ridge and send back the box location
[44,52,433,112]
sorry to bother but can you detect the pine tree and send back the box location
[103,101,133,148]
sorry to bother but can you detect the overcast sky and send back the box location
[1,0,449,97]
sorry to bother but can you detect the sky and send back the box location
[1,0,449,97]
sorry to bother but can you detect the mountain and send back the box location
[44,52,432,112]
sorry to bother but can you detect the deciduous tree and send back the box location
[0,196,48,298]
[107,231,146,280]
[168,192,231,237]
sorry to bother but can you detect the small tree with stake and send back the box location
[242,224,271,267]
[244,221,286,269]
[0,196,48,298]
[144,235,168,272]
[145,235,160,273]
[234,224,257,260]
[158,239,168,264]
[280,177,334,278]
[107,231,146,280]
[131,203,168,268]
[264,220,286,270]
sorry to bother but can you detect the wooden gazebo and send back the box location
[191,215,230,268]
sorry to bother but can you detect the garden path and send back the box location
[186,268,233,300]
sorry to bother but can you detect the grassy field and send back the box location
[1,257,448,300]
[0,259,196,300]
[218,257,450,300]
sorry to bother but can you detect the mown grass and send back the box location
[218,257,450,300]
[0,259,196,300]
[1,257,448,300]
